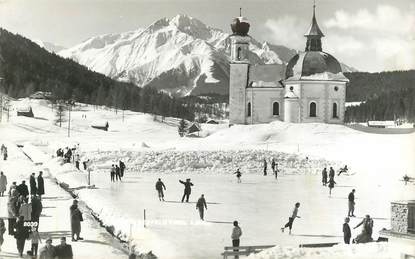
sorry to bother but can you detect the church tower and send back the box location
[229,9,250,124]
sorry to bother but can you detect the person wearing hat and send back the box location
[179,178,193,203]
[70,200,83,241]
[55,236,73,259]
[39,237,56,259]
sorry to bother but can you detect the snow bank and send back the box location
[248,243,393,259]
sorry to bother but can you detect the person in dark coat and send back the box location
[343,217,351,244]
[271,158,276,173]
[196,194,207,220]
[329,167,335,179]
[119,160,126,177]
[14,216,29,257]
[55,237,73,259]
[328,178,336,197]
[348,189,356,217]
[110,165,115,182]
[263,159,267,176]
[17,181,29,198]
[37,171,45,198]
[70,200,83,241]
[155,178,166,201]
[31,195,43,223]
[234,168,242,183]
[30,173,37,195]
[179,179,193,202]
[115,165,121,181]
[322,168,328,186]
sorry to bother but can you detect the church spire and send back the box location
[304,1,324,51]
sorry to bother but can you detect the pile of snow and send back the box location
[248,243,393,259]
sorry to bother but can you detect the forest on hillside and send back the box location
[0,29,194,121]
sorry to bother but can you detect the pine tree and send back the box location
[178,119,187,137]
[55,103,66,127]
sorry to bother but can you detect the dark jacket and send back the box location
[329,168,335,178]
[37,175,45,195]
[17,183,29,197]
[155,181,166,191]
[31,196,43,220]
[322,169,328,179]
[343,223,351,238]
[179,180,193,194]
[39,245,56,259]
[348,192,355,202]
[55,244,73,259]
[30,175,37,194]
[328,179,336,188]
[14,219,29,239]
[70,205,83,233]
[196,197,207,210]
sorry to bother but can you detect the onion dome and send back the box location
[230,8,250,36]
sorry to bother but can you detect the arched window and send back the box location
[309,102,317,117]
[272,102,279,116]
[247,102,251,117]
[332,103,338,118]
[237,47,242,60]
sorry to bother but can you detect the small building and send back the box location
[17,106,34,117]
[187,123,201,136]
[206,119,219,124]
[379,200,415,258]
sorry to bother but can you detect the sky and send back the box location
[0,0,414,72]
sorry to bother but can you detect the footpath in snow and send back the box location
[0,142,127,258]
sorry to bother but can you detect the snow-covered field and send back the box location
[1,99,414,259]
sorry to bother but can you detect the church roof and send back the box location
[304,5,324,37]
[285,51,349,82]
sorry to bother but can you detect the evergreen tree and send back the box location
[178,119,187,137]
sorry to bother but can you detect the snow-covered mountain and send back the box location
[60,14,356,97]
[33,40,65,53]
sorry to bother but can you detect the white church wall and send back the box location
[229,63,249,124]
[326,83,347,123]
[246,88,284,124]
[300,83,326,123]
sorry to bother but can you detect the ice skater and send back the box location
[338,165,348,176]
[179,178,193,202]
[271,158,276,172]
[263,159,267,176]
[322,167,328,186]
[196,194,207,220]
[328,177,336,197]
[343,217,351,244]
[353,215,374,243]
[274,163,280,179]
[348,189,356,217]
[281,202,301,234]
[115,165,121,181]
[155,178,166,201]
[110,165,115,182]
[234,168,242,183]
[329,167,335,180]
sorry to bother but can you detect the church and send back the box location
[228,6,349,124]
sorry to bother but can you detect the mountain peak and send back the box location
[169,14,213,41]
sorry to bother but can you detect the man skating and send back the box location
[329,167,335,179]
[274,163,280,179]
[155,178,166,201]
[196,194,207,220]
[234,169,242,183]
[281,202,301,235]
[179,179,193,202]
[263,159,267,176]
[348,189,356,217]
[328,178,336,197]
[110,165,115,182]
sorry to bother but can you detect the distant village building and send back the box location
[380,200,415,258]
[16,106,34,117]
[187,122,201,136]
[229,5,349,124]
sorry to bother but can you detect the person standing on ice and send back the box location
[234,168,242,183]
[3,147,7,161]
[0,171,7,196]
[322,168,328,186]
[328,177,336,197]
[30,173,37,195]
[329,167,335,180]
[110,165,115,182]
[348,189,356,217]
[37,171,45,199]
[196,194,207,220]
[70,200,83,241]
[281,202,301,234]
[231,220,242,258]
[119,160,126,177]
[274,163,280,179]
[263,159,267,176]
[75,154,80,170]
[343,217,351,244]
[271,158,276,172]
[179,178,193,202]
[115,165,122,181]
[155,178,166,201]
